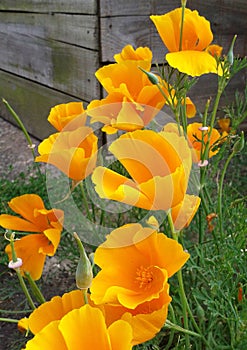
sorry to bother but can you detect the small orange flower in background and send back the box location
[24,304,133,350]
[150,8,223,77]
[35,126,98,181]
[90,223,190,309]
[47,102,87,131]
[92,129,192,211]
[218,117,231,133]
[0,194,64,280]
[187,122,223,161]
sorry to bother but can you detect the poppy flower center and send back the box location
[135,265,153,289]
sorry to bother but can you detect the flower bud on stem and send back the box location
[74,232,93,303]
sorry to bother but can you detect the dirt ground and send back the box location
[0,118,77,349]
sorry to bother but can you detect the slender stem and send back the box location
[79,182,93,222]
[176,269,191,349]
[25,272,46,304]
[167,211,190,348]
[179,3,186,51]
[164,304,176,350]
[0,318,19,323]
[2,98,42,175]
[83,289,88,304]
[217,151,235,239]
[16,269,36,310]
[9,238,36,310]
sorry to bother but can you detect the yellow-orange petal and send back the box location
[184,97,196,118]
[28,290,86,334]
[18,317,29,333]
[0,214,39,232]
[47,102,86,131]
[25,320,67,350]
[5,234,47,280]
[40,228,61,255]
[107,319,133,350]
[166,50,222,77]
[150,8,213,53]
[207,44,223,58]
[7,194,47,229]
[171,194,201,231]
[114,45,152,69]
[122,303,168,345]
[58,305,128,349]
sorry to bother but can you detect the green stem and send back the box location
[9,237,36,310]
[2,98,42,175]
[16,269,36,310]
[79,182,93,222]
[3,98,35,159]
[164,304,176,350]
[25,272,46,304]
[179,3,186,51]
[83,289,88,304]
[167,211,190,348]
[0,317,19,323]
[217,151,235,239]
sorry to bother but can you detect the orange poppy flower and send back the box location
[47,102,87,131]
[21,286,170,345]
[171,194,201,231]
[92,129,192,211]
[24,304,133,350]
[150,8,223,76]
[187,122,222,161]
[90,223,190,309]
[36,126,98,181]
[87,45,169,133]
[0,194,64,280]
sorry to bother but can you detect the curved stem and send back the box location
[217,151,235,239]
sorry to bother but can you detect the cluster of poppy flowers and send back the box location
[0,6,228,349]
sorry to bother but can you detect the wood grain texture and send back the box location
[0,12,99,50]
[0,25,100,101]
[100,0,181,16]
[0,0,97,14]
[100,15,247,63]
[0,71,82,139]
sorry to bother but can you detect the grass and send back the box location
[0,140,246,349]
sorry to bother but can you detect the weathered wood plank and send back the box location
[100,16,247,63]
[0,70,83,139]
[0,12,99,51]
[0,27,100,101]
[100,0,247,17]
[0,0,97,14]
[100,0,181,16]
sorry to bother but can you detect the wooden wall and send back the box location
[0,0,246,139]
[0,0,100,138]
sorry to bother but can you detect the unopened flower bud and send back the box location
[233,131,245,154]
[74,233,93,290]
[138,66,159,85]
[227,35,237,66]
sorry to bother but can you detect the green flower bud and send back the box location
[138,66,159,85]
[74,233,93,290]
[233,131,245,154]
[227,35,237,66]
